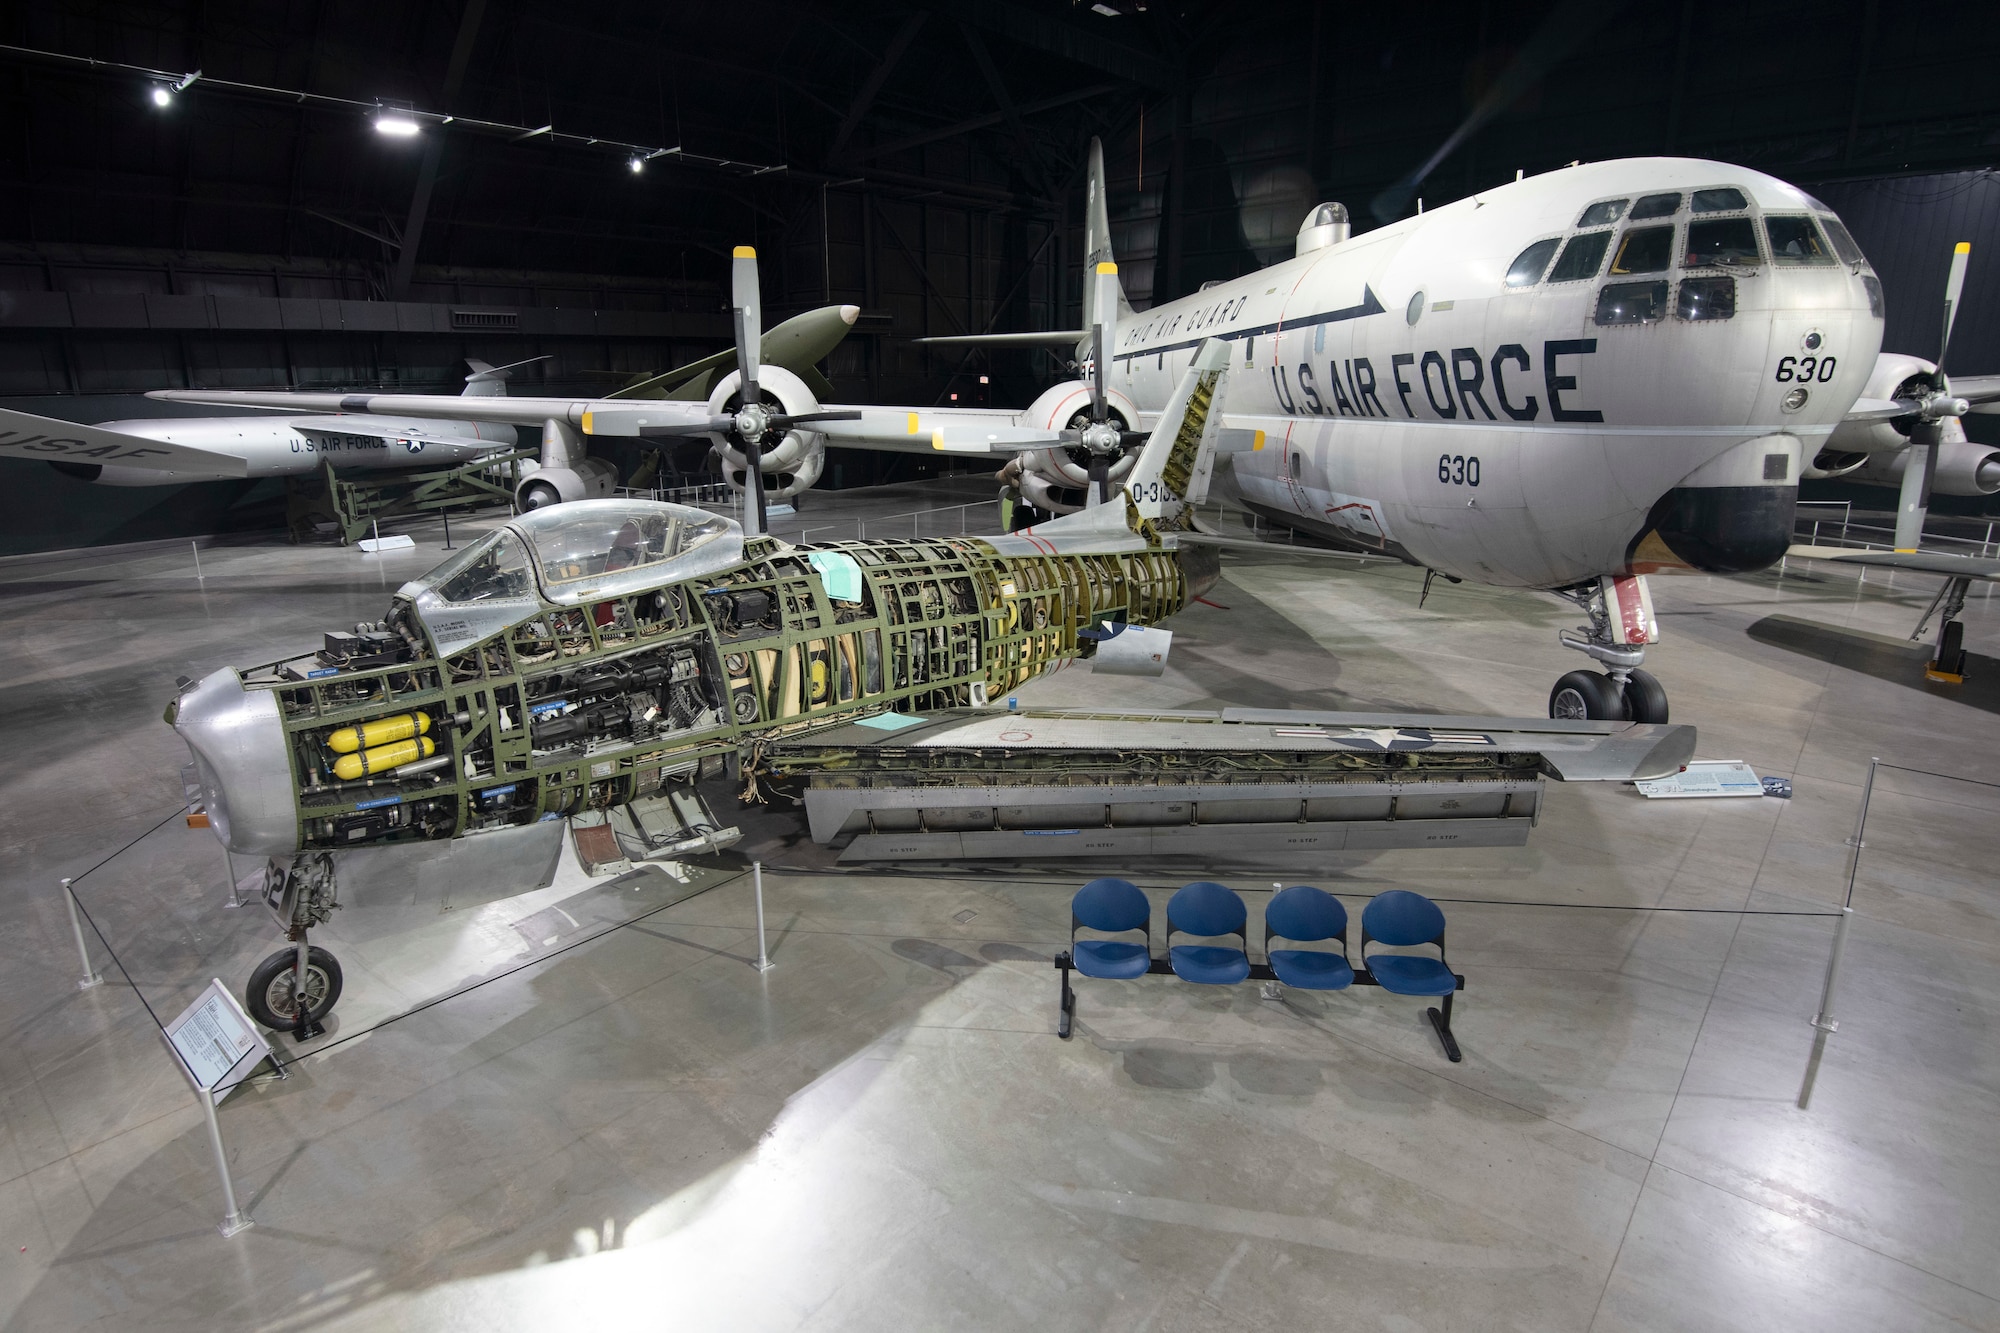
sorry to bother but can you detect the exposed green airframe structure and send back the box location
[165,339,1695,1032]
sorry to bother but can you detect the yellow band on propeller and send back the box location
[734,245,757,258]
[1096,261,1117,274]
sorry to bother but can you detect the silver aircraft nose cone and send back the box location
[173,668,299,857]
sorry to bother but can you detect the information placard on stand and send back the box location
[163,980,271,1102]
[160,980,271,1237]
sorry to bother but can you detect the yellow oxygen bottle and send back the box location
[332,735,436,780]
[327,712,430,754]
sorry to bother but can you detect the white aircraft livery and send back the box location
[1101,157,1882,590]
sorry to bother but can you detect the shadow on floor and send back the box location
[1746,614,2000,713]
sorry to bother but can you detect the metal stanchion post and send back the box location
[190,540,204,582]
[753,861,774,972]
[1813,757,1877,1032]
[200,1091,253,1237]
[61,878,103,990]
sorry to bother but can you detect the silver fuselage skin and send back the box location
[75,415,515,485]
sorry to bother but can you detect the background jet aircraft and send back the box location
[0,355,544,486]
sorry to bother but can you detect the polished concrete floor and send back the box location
[1,480,1997,1331]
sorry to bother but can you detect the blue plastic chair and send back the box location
[1360,889,1463,1061]
[1263,885,1354,990]
[1070,877,1153,979]
[1166,881,1251,985]
[1058,877,1153,1037]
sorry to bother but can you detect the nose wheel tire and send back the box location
[1550,670,1628,721]
[245,946,343,1032]
[1621,668,1670,724]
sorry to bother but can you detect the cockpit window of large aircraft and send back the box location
[1505,238,1561,287]
[1578,199,1628,226]
[1610,226,1675,275]
[1690,187,1749,213]
[1549,231,1613,282]
[1818,216,1866,266]
[1630,192,1682,220]
[1766,216,1834,265]
[1685,218,1761,267]
[1677,277,1736,321]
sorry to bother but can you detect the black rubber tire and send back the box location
[518,480,562,511]
[1937,620,1966,676]
[1622,668,1670,724]
[1550,670,1628,721]
[245,946,343,1031]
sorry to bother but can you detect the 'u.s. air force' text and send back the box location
[1269,339,1603,424]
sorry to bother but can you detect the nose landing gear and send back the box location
[1548,575,1669,724]
[247,853,343,1041]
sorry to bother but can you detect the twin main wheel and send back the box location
[1549,668,1669,723]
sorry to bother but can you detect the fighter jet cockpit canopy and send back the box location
[401,500,745,656]
[1296,202,1351,257]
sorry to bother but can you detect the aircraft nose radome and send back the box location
[840,305,860,325]
[173,668,300,857]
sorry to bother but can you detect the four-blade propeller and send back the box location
[636,247,857,535]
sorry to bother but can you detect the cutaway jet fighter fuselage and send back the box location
[167,343,1695,1035]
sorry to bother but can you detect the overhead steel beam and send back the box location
[841,82,1120,165]
[828,12,929,164]
[946,2,1170,90]
[389,0,487,298]
[959,23,1051,196]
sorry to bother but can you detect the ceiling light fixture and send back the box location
[628,155,645,173]
[151,86,173,107]
[374,113,421,138]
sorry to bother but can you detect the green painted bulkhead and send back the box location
[240,533,1191,852]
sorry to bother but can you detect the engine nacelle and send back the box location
[1800,449,1870,480]
[516,457,618,510]
[1825,352,1944,456]
[1852,428,2000,496]
[1011,380,1143,515]
[704,366,826,503]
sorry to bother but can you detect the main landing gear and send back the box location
[1913,574,1972,684]
[1547,575,1670,724]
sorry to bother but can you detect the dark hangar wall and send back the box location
[3,1,1999,553]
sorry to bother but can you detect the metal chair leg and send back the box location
[1057,953,1075,1039]
[1426,990,1462,1063]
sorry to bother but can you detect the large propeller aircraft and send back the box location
[152,141,2000,725]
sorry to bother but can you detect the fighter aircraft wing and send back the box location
[1786,544,2000,579]
[770,706,1697,785]
[0,407,250,476]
